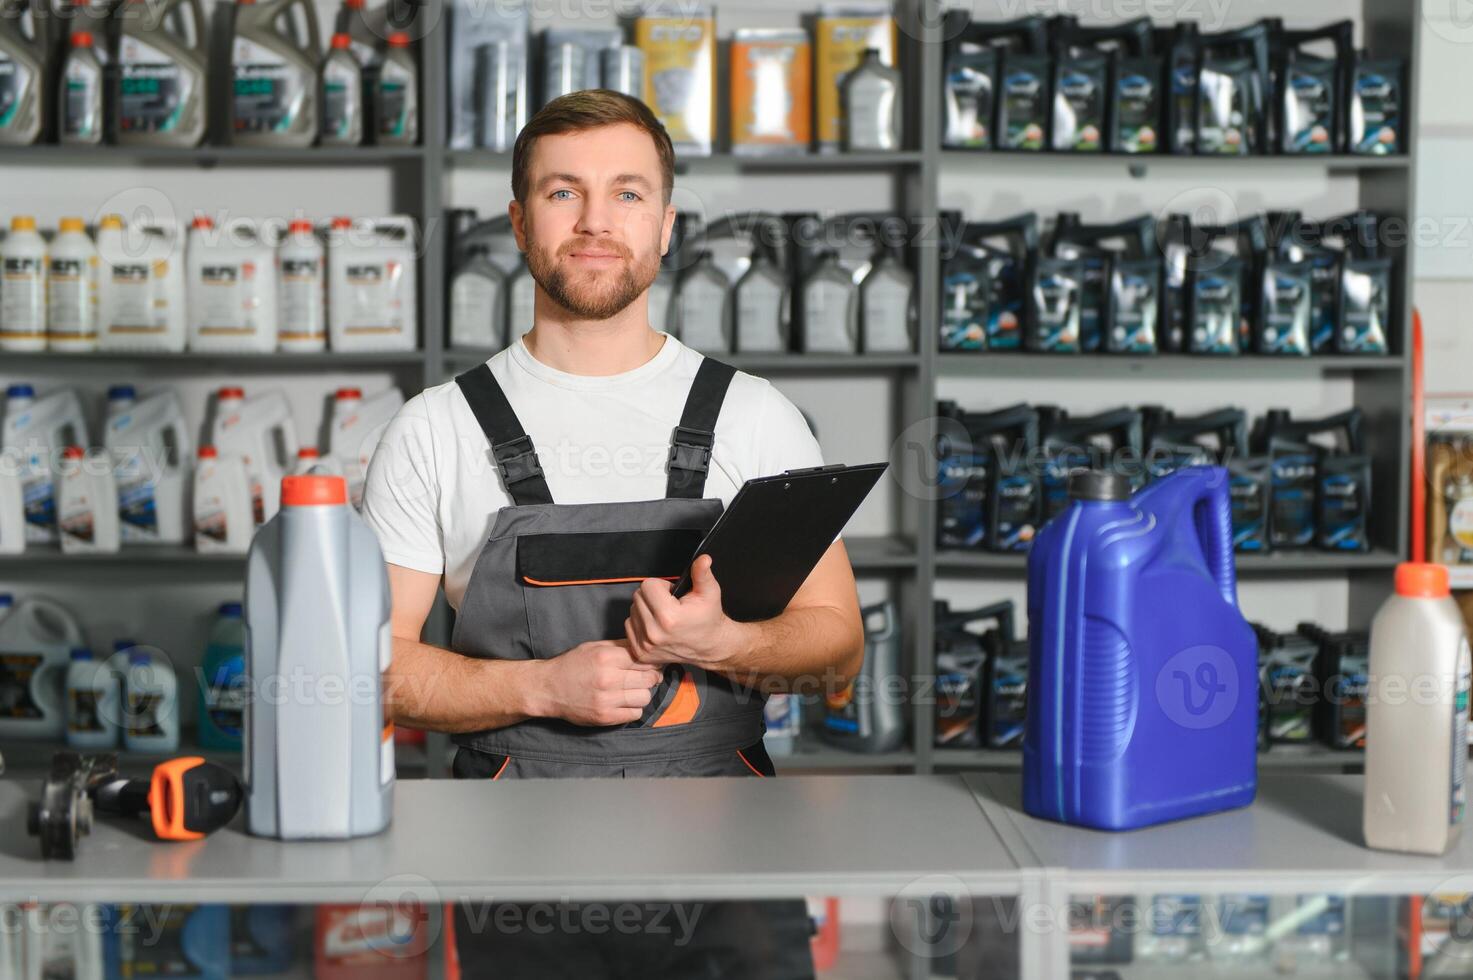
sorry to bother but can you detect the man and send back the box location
[361,90,864,978]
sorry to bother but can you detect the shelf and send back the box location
[0,145,426,167]
[771,744,917,772]
[443,348,919,373]
[934,744,1367,772]
[1,350,426,371]
[0,545,246,575]
[845,535,919,572]
[938,353,1405,377]
[940,149,1409,175]
[446,149,924,172]
[936,549,1401,576]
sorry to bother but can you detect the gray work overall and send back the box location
[448,356,815,979]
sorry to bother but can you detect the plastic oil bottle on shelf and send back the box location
[57,446,121,554]
[3,385,89,544]
[1364,562,1472,855]
[0,458,23,554]
[376,33,418,145]
[97,215,189,352]
[60,30,105,146]
[327,215,418,351]
[212,386,299,525]
[104,385,193,545]
[187,215,279,353]
[1,215,48,351]
[0,595,86,740]
[122,646,180,753]
[193,446,255,553]
[47,217,99,352]
[199,601,247,750]
[227,0,322,147]
[245,473,394,839]
[293,446,344,477]
[320,33,364,146]
[0,0,47,146]
[278,219,326,352]
[114,0,208,147]
[327,386,403,510]
[66,646,121,750]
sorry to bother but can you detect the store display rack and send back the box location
[0,0,1420,780]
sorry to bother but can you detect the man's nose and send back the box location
[574,195,614,238]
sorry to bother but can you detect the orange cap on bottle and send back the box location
[281,474,347,507]
[1395,562,1450,599]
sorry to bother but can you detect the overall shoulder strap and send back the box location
[666,357,737,499]
[454,364,554,507]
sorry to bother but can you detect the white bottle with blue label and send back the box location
[122,646,180,754]
[2,385,89,545]
[0,595,86,739]
[104,385,193,545]
[66,647,121,749]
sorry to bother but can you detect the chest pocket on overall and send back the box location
[450,357,764,741]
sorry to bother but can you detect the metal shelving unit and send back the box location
[0,0,1419,786]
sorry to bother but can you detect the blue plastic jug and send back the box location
[1023,466,1257,831]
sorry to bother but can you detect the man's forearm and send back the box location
[711,605,864,696]
[385,637,547,733]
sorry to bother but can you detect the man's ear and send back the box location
[509,199,527,253]
[660,203,676,257]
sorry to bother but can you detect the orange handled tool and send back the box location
[94,756,242,841]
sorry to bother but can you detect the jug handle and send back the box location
[860,601,896,642]
[184,0,205,52]
[291,0,321,60]
[1185,468,1238,606]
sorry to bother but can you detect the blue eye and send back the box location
[552,189,574,200]
[619,191,641,202]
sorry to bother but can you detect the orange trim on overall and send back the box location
[444,906,461,980]
[491,756,511,780]
[522,574,679,587]
[736,748,766,778]
[651,668,700,728]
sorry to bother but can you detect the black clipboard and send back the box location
[672,461,888,621]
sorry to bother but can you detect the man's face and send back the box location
[511,123,675,322]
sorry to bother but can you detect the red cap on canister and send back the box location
[331,216,353,230]
[62,446,84,459]
[388,32,409,47]
[198,446,218,459]
[1395,562,1451,599]
[331,32,351,49]
[71,31,93,47]
[335,387,362,400]
[192,215,214,230]
[288,219,313,234]
[297,447,320,459]
[218,386,245,399]
[281,474,347,507]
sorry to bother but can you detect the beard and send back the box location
[526,235,661,321]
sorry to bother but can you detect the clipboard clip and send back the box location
[782,464,848,476]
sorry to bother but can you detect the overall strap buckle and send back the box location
[494,434,545,488]
[668,425,714,476]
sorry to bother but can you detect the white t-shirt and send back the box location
[361,335,825,611]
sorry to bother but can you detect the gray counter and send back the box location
[0,774,1020,904]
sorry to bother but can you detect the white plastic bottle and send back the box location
[122,647,179,753]
[193,446,255,553]
[278,219,326,352]
[97,214,188,353]
[1364,562,1473,855]
[104,385,192,545]
[212,386,299,525]
[46,217,98,351]
[327,215,417,352]
[57,446,121,554]
[66,647,120,749]
[187,215,279,353]
[0,595,86,740]
[3,385,89,545]
[0,455,23,554]
[1,215,48,351]
[327,386,404,509]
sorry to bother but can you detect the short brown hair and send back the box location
[512,90,676,205]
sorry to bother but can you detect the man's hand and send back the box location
[529,640,662,727]
[624,555,748,671]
